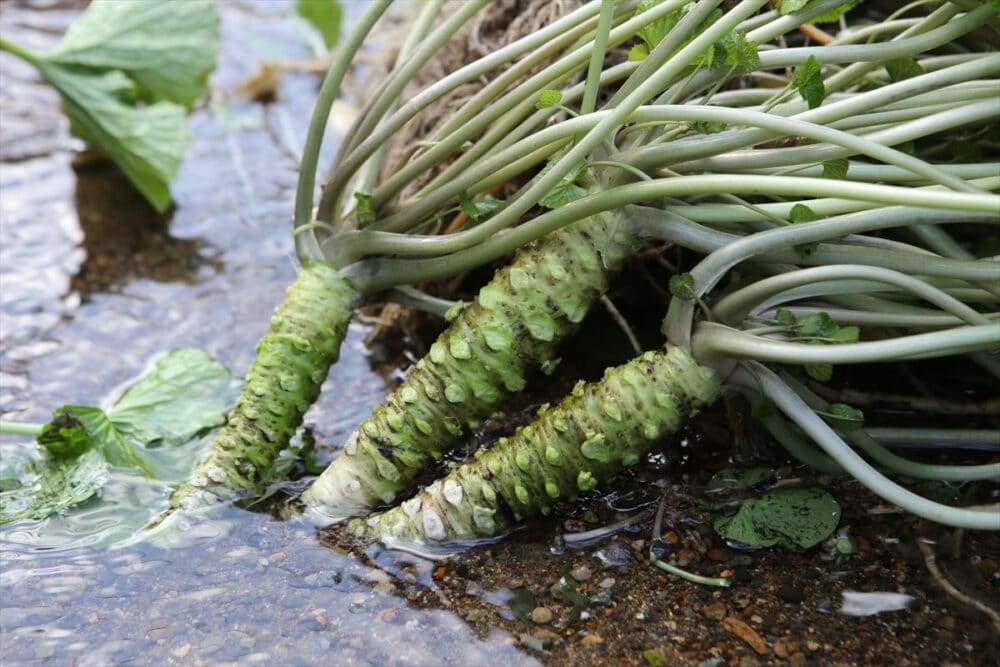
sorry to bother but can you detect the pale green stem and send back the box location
[694,322,1000,366]
[581,0,616,116]
[293,0,392,258]
[713,265,991,327]
[736,363,999,530]
[0,421,44,437]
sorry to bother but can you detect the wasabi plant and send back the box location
[341,1,1000,547]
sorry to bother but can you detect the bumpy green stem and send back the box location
[173,264,359,509]
[302,215,642,521]
[354,345,720,545]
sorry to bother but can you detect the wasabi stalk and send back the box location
[354,345,720,544]
[172,264,358,508]
[303,213,643,520]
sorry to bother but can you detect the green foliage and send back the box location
[104,348,240,447]
[793,55,825,109]
[531,160,588,209]
[633,1,757,71]
[629,44,650,61]
[707,467,787,492]
[296,0,343,50]
[826,403,864,431]
[789,203,820,256]
[535,89,563,109]
[822,158,849,180]
[777,0,860,22]
[0,450,109,526]
[885,57,925,82]
[355,192,376,225]
[786,312,859,382]
[46,0,218,107]
[2,0,219,211]
[669,273,697,300]
[459,192,503,221]
[691,120,727,134]
[714,487,841,550]
[0,350,236,525]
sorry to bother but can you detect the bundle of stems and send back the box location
[178,0,999,544]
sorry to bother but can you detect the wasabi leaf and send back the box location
[885,57,925,83]
[531,160,588,209]
[822,158,849,180]
[0,0,218,211]
[297,0,343,50]
[827,403,864,431]
[355,192,376,225]
[46,0,219,108]
[33,63,192,212]
[3,349,236,524]
[0,449,109,526]
[536,89,563,109]
[669,273,697,301]
[714,487,841,550]
[793,55,825,109]
[39,405,152,474]
[108,348,239,447]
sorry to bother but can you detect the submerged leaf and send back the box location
[0,449,109,526]
[46,0,219,107]
[5,349,236,524]
[297,0,343,50]
[38,405,150,473]
[108,348,239,447]
[714,487,841,550]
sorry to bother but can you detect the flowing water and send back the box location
[0,2,533,663]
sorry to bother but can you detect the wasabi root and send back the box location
[354,345,720,544]
[302,214,642,521]
[173,263,358,509]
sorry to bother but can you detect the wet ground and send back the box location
[1,1,997,665]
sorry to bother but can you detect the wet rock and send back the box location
[773,640,788,658]
[706,547,728,562]
[722,616,768,655]
[643,648,668,666]
[698,659,726,667]
[598,577,615,589]
[789,652,807,667]
[704,602,727,621]
[519,633,546,651]
[580,633,603,646]
[571,565,593,582]
[530,607,553,624]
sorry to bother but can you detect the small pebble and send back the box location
[571,565,593,582]
[580,634,603,646]
[530,607,553,624]
[703,602,727,621]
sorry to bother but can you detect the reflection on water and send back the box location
[0,1,534,663]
